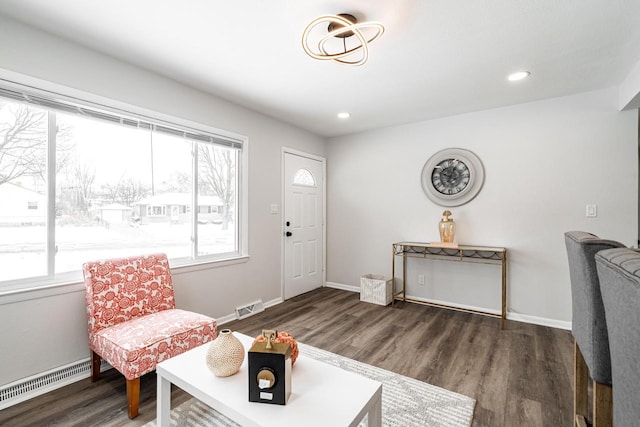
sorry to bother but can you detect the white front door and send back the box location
[283,151,324,300]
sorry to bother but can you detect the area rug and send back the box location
[143,342,475,427]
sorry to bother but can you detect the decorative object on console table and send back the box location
[253,331,299,366]
[438,210,456,243]
[429,241,459,249]
[206,329,245,377]
[248,330,292,405]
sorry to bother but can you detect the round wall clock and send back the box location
[421,148,485,207]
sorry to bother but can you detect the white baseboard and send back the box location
[506,312,571,330]
[325,281,359,292]
[264,296,283,309]
[325,281,572,330]
[215,313,238,325]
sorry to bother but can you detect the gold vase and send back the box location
[438,210,456,243]
[205,329,245,377]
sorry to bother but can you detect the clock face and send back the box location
[421,148,484,207]
[431,159,471,195]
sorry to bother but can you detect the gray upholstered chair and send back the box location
[595,248,640,427]
[564,231,624,427]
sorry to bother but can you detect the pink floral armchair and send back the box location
[82,253,217,419]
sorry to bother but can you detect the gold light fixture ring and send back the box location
[319,22,385,65]
[302,14,385,66]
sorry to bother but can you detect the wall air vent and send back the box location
[235,300,265,320]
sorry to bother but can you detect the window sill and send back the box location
[171,255,250,275]
[0,255,250,305]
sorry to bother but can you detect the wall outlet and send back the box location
[418,274,425,285]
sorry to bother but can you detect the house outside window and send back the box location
[0,83,246,290]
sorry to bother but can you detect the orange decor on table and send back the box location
[253,331,299,366]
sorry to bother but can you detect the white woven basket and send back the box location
[360,274,392,306]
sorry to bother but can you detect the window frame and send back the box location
[0,77,249,294]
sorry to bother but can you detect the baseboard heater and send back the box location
[0,358,111,410]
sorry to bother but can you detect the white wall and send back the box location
[0,16,325,386]
[326,88,638,328]
[620,58,640,110]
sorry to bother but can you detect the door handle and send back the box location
[286,231,292,237]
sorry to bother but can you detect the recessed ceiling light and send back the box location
[507,71,531,82]
[337,112,351,119]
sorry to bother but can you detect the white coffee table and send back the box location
[156,332,382,427]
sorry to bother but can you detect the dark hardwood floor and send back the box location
[0,287,574,426]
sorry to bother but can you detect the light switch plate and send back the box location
[270,204,279,214]
[586,204,597,217]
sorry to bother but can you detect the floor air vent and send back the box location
[235,300,265,319]
[0,358,110,410]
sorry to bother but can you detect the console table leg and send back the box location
[402,252,407,302]
[501,253,507,330]
[391,244,396,307]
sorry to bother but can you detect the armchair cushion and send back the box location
[91,308,216,380]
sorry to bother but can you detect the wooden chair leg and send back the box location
[574,341,588,427]
[126,378,140,419]
[593,381,613,427]
[90,351,101,382]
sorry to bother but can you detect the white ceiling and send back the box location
[1,1,640,138]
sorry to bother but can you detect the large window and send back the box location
[0,84,245,289]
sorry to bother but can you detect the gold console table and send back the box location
[391,242,508,329]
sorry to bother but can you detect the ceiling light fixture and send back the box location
[302,13,384,66]
[507,71,531,81]
[337,112,351,119]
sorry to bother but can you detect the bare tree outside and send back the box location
[158,171,191,193]
[199,145,235,230]
[56,160,96,220]
[0,102,74,188]
[0,102,47,186]
[100,176,151,206]
[72,161,96,212]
